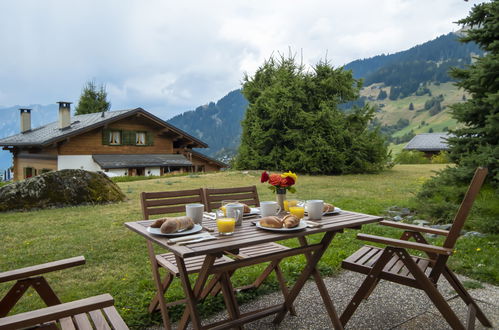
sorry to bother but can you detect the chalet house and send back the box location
[0,102,227,181]
[404,132,450,158]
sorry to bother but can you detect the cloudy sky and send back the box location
[0,0,480,120]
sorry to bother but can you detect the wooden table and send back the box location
[125,210,382,330]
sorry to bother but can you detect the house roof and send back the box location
[92,154,192,169]
[190,149,228,168]
[0,108,207,148]
[404,133,450,151]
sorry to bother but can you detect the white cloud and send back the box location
[0,0,481,118]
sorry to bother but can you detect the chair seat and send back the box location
[56,306,126,329]
[156,253,234,276]
[237,243,290,259]
[342,245,433,288]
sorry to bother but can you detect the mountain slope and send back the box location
[168,89,248,159]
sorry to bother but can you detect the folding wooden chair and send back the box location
[0,294,128,330]
[140,188,234,330]
[340,167,492,329]
[0,257,128,329]
[203,186,296,314]
[0,256,86,317]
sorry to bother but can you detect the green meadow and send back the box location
[1,164,497,328]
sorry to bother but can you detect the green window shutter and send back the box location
[146,132,154,146]
[124,130,134,145]
[102,128,110,145]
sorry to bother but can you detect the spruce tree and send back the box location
[416,1,499,229]
[235,55,388,174]
[75,81,111,115]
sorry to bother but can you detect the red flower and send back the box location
[281,176,295,187]
[268,173,283,186]
[260,171,269,183]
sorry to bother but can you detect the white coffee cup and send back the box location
[186,203,204,225]
[306,200,324,220]
[225,203,244,226]
[260,201,281,217]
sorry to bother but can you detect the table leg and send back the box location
[146,241,171,330]
[219,271,243,330]
[298,236,343,329]
[177,254,217,330]
[272,231,336,326]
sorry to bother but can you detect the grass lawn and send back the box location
[0,164,497,328]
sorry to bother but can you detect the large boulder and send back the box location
[0,169,126,212]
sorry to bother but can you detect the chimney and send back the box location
[20,108,32,133]
[57,101,72,129]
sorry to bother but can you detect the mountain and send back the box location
[168,89,248,161]
[344,32,483,80]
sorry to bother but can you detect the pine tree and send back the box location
[234,54,388,174]
[75,81,111,115]
[408,102,414,110]
[416,1,499,229]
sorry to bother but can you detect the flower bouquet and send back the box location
[260,171,298,194]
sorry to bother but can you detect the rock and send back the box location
[464,231,486,238]
[431,224,453,230]
[0,169,125,212]
[393,215,403,222]
[388,210,402,216]
[413,220,430,226]
[400,208,411,216]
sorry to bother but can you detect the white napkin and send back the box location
[167,232,211,243]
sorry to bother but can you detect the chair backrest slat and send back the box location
[140,188,205,220]
[204,186,260,211]
[443,167,488,249]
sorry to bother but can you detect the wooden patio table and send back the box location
[125,210,382,330]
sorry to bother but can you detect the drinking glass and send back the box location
[216,210,236,235]
[289,206,305,219]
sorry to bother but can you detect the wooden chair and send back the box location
[0,257,128,329]
[203,186,296,314]
[140,189,234,329]
[0,294,128,329]
[340,167,492,329]
[0,256,86,317]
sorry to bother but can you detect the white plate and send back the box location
[147,224,203,237]
[305,207,342,216]
[324,207,342,215]
[255,220,307,232]
[245,207,260,216]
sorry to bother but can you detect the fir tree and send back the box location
[75,81,111,115]
[408,102,414,110]
[234,54,388,174]
[416,1,499,229]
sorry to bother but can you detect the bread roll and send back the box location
[323,203,335,212]
[158,216,195,233]
[259,216,283,228]
[241,203,251,213]
[282,214,300,228]
[150,218,166,228]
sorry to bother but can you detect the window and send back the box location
[24,167,35,179]
[136,132,146,145]
[109,131,121,145]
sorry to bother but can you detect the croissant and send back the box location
[259,216,283,228]
[157,216,194,233]
[282,214,300,228]
[323,203,335,212]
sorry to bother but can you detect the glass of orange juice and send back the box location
[216,211,236,235]
[284,199,299,212]
[289,206,305,220]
